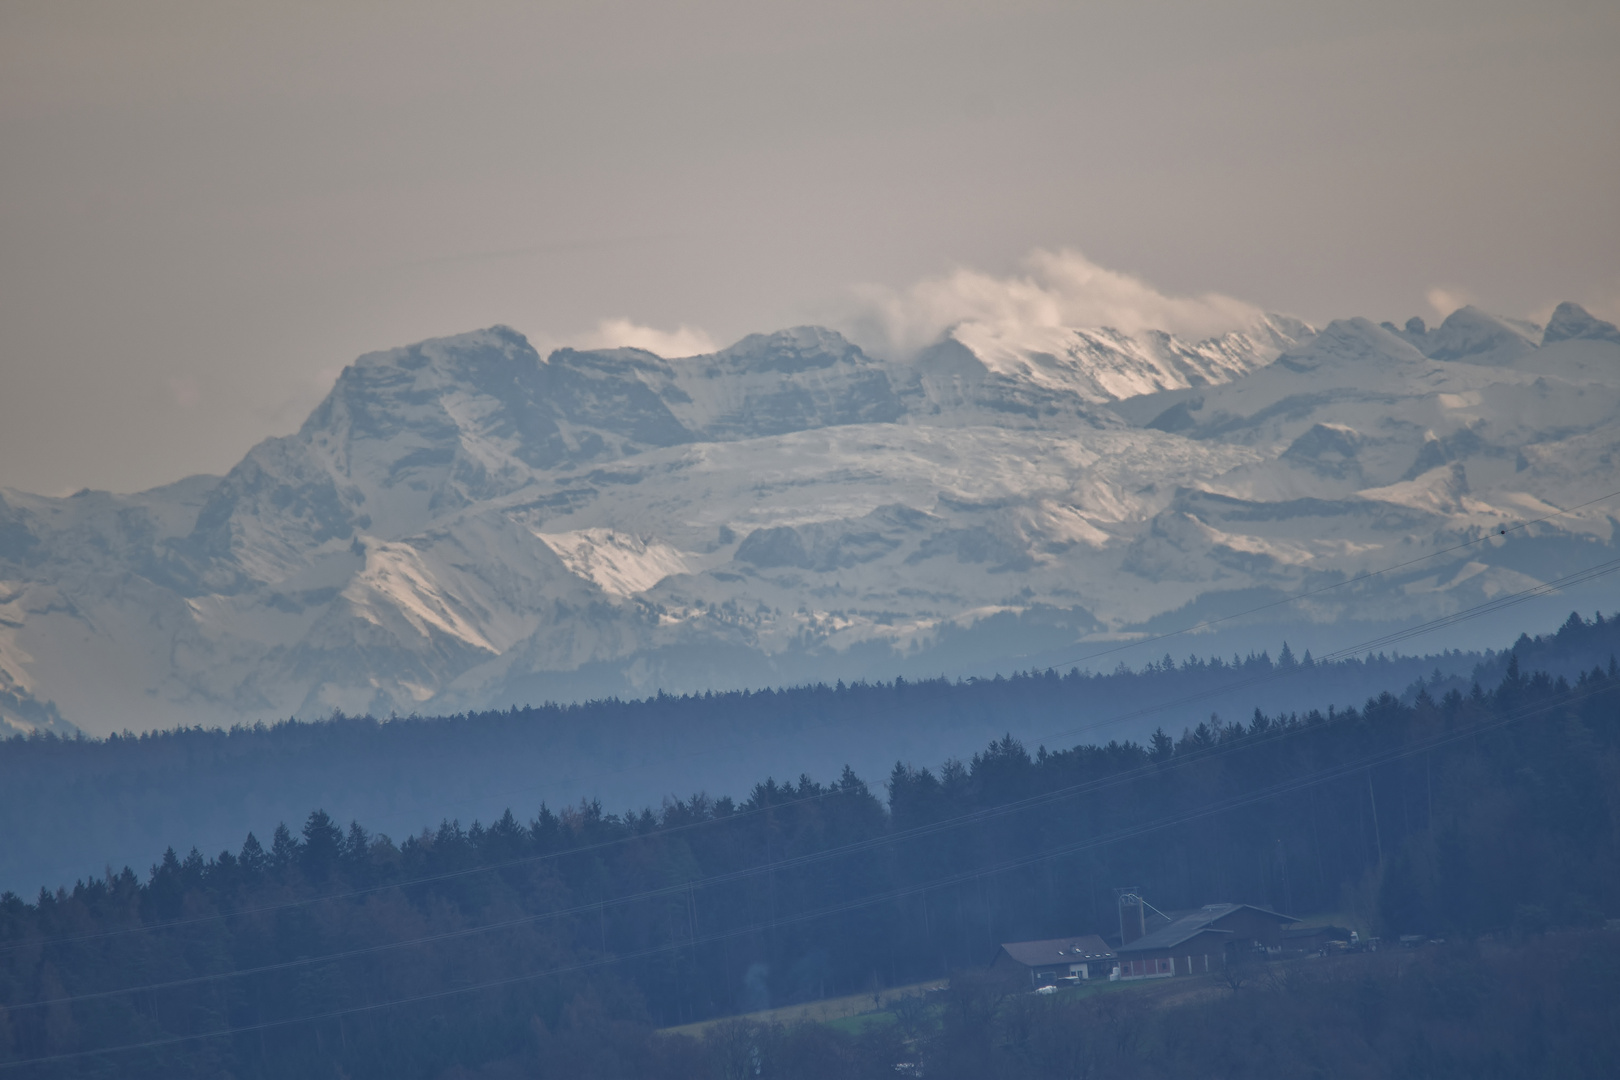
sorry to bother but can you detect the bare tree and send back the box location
[703,1020,762,1080]
[891,991,932,1041]
[1215,947,1262,992]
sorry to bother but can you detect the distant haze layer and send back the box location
[1,1,1617,495]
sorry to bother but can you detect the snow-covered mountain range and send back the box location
[4,301,1619,737]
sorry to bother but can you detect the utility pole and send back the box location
[1367,770,1384,867]
[1426,751,1434,829]
[1276,839,1292,914]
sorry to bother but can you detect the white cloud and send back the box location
[1426,287,1474,320]
[846,248,1266,357]
[580,318,716,358]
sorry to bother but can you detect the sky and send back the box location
[1,0,1616,496]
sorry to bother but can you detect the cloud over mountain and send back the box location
[580,318,717,358]
[849,248,1267,357]
[2,290,1618,738]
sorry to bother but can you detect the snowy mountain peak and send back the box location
[703,326,869,374]
[346,324,532,373]
[660,327,903,439]
[1408,305,1541,365]
[306,326,551,459]
[4,296,1619,735]
[1274,317,1424,373]
[1542,301,1620,346]
[908,312,1313,423]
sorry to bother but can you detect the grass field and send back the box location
[659,967,1200,1039]
[658,979,948,1038]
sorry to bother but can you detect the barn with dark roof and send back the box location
[1115,903,1297,979]
[990,934,1117,987]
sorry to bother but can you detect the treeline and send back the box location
[2,637,1618,1076]
[7,610,1619,897]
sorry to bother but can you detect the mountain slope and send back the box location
[3,303,1618,734]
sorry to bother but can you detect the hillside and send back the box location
[2,635,1617,1077]
[5,609,1617,897]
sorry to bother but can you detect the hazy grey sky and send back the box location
[2,0,1616,495]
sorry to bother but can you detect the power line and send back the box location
[9,602,1614,1016]
[10,544,1619,962]
[0,783,856,956]
[2,677,1599,1070]
[0,711,1268,1010]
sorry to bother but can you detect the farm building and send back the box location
[1280,923,1358,956]
[991,935,1117,987]
[1115,903,1297,979]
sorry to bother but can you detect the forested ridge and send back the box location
[7,610,1619,898]
[2,614,1618,1077]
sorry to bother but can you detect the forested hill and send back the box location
[3,611,1619,895]
[2,638,1618,1077]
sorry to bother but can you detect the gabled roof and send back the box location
[1282,924,1352,939]
[998,934,1116,968]
[1117,903,1298,953]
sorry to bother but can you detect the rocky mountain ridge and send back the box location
[3,301,1618,736]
